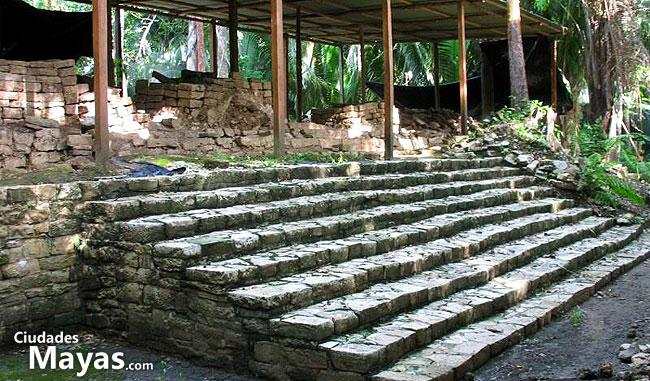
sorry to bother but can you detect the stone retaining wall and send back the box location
[0,162,361,344]
[0,182,85,343]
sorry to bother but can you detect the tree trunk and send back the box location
[187,21,206,71]
[507,0,529,106]
[580,0,648,154]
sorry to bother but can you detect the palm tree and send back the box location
[507,0,530,105]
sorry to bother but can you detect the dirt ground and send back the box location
[475,259,650,381]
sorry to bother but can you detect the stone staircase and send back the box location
[81,158,650,381]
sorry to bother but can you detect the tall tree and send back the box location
[507,0,530,105]
[187,21,205,71]
[581,0,647,127]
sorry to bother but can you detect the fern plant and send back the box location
[580,153,645,206]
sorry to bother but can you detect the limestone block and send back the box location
[29,151,61,168]
[1,259,40,278]
[39,82,62,92]
[67,134,93,150]
[13,131,34,151]
[2,155,27,169]
[2,107,22,119]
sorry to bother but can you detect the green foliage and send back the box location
[490,100,549,125]
[489,100,554,148]
[574,121,648,206]
[578,121,650,180]
[569,306,585,327]
[576,120,607,157]
[580,153,645,206]
[620,141,650,181]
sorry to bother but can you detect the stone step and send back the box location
[319,223,640,376]
[105,173,532,242]
[153,187,554,262]
[358,158,505,176]
[371,230,650,381]
[228,207,590,314]
[87,166,521,222]
[268,215,611,342]
[187,197,568,288]
[86,158,506,201]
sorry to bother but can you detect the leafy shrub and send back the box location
[490,100,549,125]
[489,100,556,148]
[580,153,645,206]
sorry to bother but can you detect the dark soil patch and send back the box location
[476,260,650,381]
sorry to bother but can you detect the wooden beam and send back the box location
[432,41,440,109]
[551,39,558,110]
[295,7,303,119]
[271,0,287,157]
[458,0,468,134]
[211,21,219,77]
[93,0,110,164]
[339,44,345,104]
[382,0,394,160]
[115,7,127,97]
[229,0,239,76]
[360,28,366,103]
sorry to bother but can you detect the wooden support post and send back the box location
[115,7,127,97]
[551,39,558,110]
[295,7,303,119]
[382,0,394,160]
[339,44,345,104]
[211,21,219,77]
[432,41,440,110]
[107,6,115,87]
[458,0,468,134]
[360,28,366,103]
[270,0,286,157]
[228,0,239,76]
[481,48,494,116]
[93,0,110,164]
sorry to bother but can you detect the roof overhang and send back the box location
[74,0,564,44]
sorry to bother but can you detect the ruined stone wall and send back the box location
[133,76,273,115]
[0,94,145,170]
[0,59,150,170]
[1,59,463,172]
[0,182,87,342]
[312,102,463,154]
[0,59,77,125]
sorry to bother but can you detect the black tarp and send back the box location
[0,0,92,61]
[368,36,572,114]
